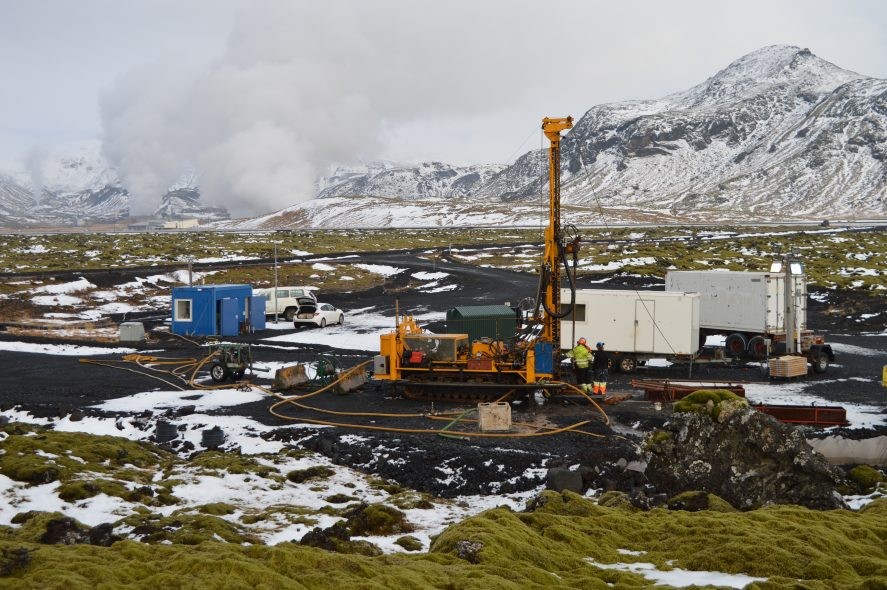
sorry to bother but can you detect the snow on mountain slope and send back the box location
[0,148,228,226]
[0,144,129,225]
[0,174,35,218]
[247,45,884,229]
[316,161,506,199]
[215,195,576,229]
[479,45,886,218]
[2,45,884,229]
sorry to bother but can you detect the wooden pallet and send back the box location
[770,355,808,378]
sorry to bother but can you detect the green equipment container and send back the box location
[446,305,518,345]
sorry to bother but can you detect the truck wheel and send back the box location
[725,333,748,358]
[283,307,297,321]
[812,352,829,373]
[618,355,637,374]
[210,362,229,383]
[747,336,768,361]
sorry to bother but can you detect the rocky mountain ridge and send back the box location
[477,45,885,217]
[0,145,227,227]
[1,45,884,228]
[247,45,885,229]
[316,161,506,199]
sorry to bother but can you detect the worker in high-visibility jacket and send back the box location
[591,342,610,396]
[568,337,593,392]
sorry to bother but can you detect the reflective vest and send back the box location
[570,344,592,368]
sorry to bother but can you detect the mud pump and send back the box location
[372,116,581,401]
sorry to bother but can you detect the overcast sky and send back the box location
[1,0,885,214]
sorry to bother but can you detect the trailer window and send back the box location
[175,299,193,321]
[560,304,586,322]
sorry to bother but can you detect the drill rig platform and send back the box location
[372,116,580,401]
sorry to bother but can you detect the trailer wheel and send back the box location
[747,336,768,361]
[283,307,297,321]
[618,355,637,374]
[725,333,747,358]
[210,362,229,383]
[812,352,830,374]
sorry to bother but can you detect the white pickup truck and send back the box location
[254,286,318,320]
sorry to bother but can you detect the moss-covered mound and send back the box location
[0,423,172,487]
[667,491,737,512]
[647,401,843,509]
[849,465,886,493]
[344,503,413,536]
[286,466,335,484]
[673,389,748,419]
[1,492,885,588]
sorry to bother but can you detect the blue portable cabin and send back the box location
[171,284,265,337]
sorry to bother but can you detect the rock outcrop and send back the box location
[645,396,845,509]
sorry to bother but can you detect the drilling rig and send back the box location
[371,116,580,400]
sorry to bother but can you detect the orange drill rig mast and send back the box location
[537,116,579,364]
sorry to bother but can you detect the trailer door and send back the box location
[220,298,240,336]
[635,300,655,352]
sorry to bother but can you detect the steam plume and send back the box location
[99,0,564,217]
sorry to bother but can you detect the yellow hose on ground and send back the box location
[81,353,612,440]
[266,362,610,439]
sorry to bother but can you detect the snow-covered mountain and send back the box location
[316,161,506,199]
[152,169,229,222]
[2,45,884,229]
[229,45,885,230]
[0,145,228,227]
[476,45,886,217]
[0,144,129,226]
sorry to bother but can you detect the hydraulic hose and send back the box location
[540,241,577,319]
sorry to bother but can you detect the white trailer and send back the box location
[560,288,701,373]
[665,270,833,372]
[665,270,806,335]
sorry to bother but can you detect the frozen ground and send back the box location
[1,248,885,554]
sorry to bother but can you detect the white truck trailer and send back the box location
[560,288,701,373]
[665,270,833,372]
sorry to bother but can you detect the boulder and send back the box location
[40,517,90,545]
[88,523,120,547]
[645,405,845,509]
[545,467,583,493]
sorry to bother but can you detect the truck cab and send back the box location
[254,286,318,321]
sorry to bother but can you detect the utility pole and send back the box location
[187,257,194,286]
[273,243,279,324]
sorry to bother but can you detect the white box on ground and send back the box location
[119,322,145,342]
[478,402,512,432]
